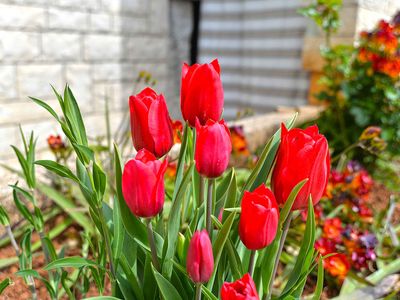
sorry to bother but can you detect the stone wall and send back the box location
[0,0,175,159]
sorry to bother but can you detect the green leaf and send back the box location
[29,96,60,122]
[35,160,79,182]
[281,198,316,296]
[37,184,93,233]
[15,269,40,278]
[312,258,324,300]
[0,206,10,226]
[9,184,35,204]
[82,297,122,300]
[12,189,34,226]
[72,143,94,164]
[153,268,183,300]
[11,145,34,189]
[44,257,100,270]
[93,162,107,201]
[112,196,124,271]
[201,285,218,300]
[279,179,309,227]
[64,85,88,146]
[207,211,237,289]
[0,278,13,295]
[162,164,194,278]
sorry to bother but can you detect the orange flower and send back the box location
[229,125,250,156]
[324,254,350,279]
[165,162,177,178]
[171,119,183,144]
[323,218,342,240]
[47,135,65,152]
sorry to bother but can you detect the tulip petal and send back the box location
[148,95,173,157]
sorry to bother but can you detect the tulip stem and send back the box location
[265,212,293,300]
[146,218,161,272]
[248,250,256,276]
[195,283,202,300]
[199,176,205,206]
[206,179,214,237]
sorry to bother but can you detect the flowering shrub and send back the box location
[313,162,378,286]
[312,12,400,158]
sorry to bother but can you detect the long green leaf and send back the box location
[44,257,100,270]
[35,160,79,182]
[37,184,93,233]
[29,96,60,122]
[207,211,237,289]
[153,268,183,300]
[163,164,194,278]
[112,196,124,271]
[312,258,324,300]
[0,278,13,294]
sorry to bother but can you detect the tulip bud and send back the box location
[239,184,279,250]
[272,124,330,211]
[221,273,260,300]
[122,149,167,218]
[129,87,173,158]
[186,230,214,283]
[181,59,224,126]
[195,119,232,178]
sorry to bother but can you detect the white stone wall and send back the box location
[0,0,175,159]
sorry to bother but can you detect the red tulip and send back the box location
[221,273,260,300]
[129,87,173,158]
[195,119,232,178]
[122,149,167,218]
[181,59,224,126]
[239,184,279,250]
[272,124,330,211]
[186,230,214,283]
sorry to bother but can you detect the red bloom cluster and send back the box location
[121,58,331,298]
[357,17,400,79]
[324,161,373,221]
[47,134,66,152]
[313,161,378,279]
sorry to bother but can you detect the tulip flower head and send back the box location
[221,273,260,300]
[195,119,232,178]
[186,230,214,283]
[239,184,279,250]
[272,124,330,210]
[129,87,173,158]
[122,149,167,218]
[181,59,224,126]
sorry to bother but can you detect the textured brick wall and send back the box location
[0,0,176,158]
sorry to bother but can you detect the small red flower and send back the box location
[324,254,350,279]
[239,184,279,250]
[186,230,214,283]
[47,135,65,152]
[221,273,260,300]
[315,238,336,256]
[323,218,342,241]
